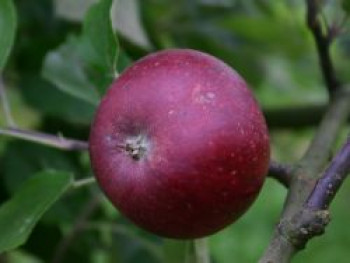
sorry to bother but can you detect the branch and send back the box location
[0,127,88,151]
[259,88,350,263]
[268,161,293,188]
[307,135,350,209]
[259,0,349,257]
[297,89,350,177]
[306,0,341,96]
[0,76,16,127]
[264,134,350,252]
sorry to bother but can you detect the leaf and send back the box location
[117,50,132,72]
[3,140,78,194]
[0,171,73,253]
[42,35,100,106]
[83,0,118,94]
[20,75,95,125]
[0,0,17,70]
[343,0,350,14]
[41,0,119,103]
[110,226,163,263]
[216,15,308,57]
[163,240,190,263]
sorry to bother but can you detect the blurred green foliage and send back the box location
[0,0,349,262]
[0,0,17,70]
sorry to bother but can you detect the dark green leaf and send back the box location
[0,171,73,253]
[42,35,100,106]
[3,141,78,194]
[83,0,118,94]
[2,140,93,227]
[20,75,95,125]
[117,50,132,72]
[342,0,350,14]
[42,0,119,104]
[0,0,17,70]
[110,226,162,263]
[163,240,190,263]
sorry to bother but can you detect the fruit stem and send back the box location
[194,238,210,263]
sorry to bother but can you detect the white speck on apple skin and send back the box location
[217,167,224,172]
[230,170,237,176]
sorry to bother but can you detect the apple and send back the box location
[89,49,270,239]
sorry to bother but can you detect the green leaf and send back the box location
[163,240,190,263]
[41,0,119,103]
[83,0,118,94]
[42,35,100,106]
[216,15,308,58]
[0,171,73,253]
[342,0,350,14]
[3,141,78,194]
[109,226,163,263]
[21,75,95,125]
[0,0,17,70]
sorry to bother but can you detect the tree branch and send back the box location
[263,134,350,253]
[259,2,349,259]
[306,0,341,96]
[297,88,350,178]
[0,127,88,151]
[268,161,293,188]
[259,88,350,263]
[307,135,350,210]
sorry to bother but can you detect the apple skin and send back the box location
[89,49,270,239]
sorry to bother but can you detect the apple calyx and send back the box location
[124,134,149,161]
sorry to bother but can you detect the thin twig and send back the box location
[306,0,341,96]
[0,76,15,127]
[307,135,350,209]
[268,161,293,188]
[0,127,88,151]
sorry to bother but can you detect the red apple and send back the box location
[89,49,270,239]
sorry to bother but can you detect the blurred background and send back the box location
[0,0,349,262]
